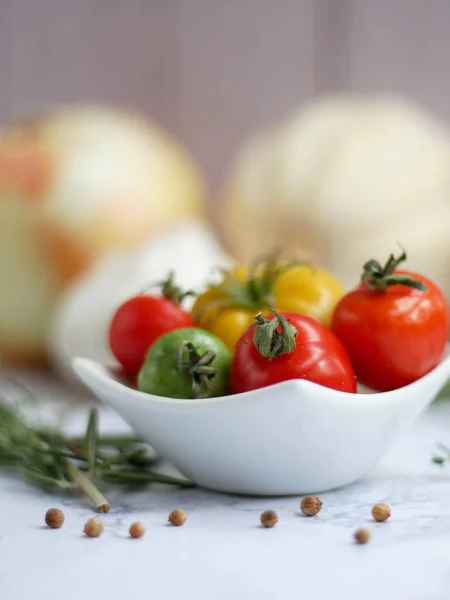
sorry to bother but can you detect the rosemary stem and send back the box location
[65,461,110,513]
[58,437,87,460]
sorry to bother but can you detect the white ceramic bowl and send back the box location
[73,349,450,496]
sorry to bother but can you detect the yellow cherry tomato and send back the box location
[192,259,345,350]
[273,265,345,328]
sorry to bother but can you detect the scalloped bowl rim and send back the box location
[72,347,450,408]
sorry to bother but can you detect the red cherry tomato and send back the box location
[109,295,195,376]
[230,311,357,394]
[331,250,449,392]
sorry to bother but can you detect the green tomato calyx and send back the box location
[192,250,300,319]
[160,271,196,305]
[250,310,297,360]
[176,341,217,399]
[139,271,194,304]
[361,247,427,293]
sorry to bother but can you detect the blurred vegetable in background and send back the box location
[221,93,450,297]
[2,93,450,384]
[0,105,207,365]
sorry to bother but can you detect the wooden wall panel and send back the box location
[2,0,450,186]
[347,0,450,122]
[178,0,315,187]
[313,0,351,93]
[8,0,180,130]
[0,0,12,121]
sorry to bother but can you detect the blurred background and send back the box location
[2,0,450,190]
[1,0,450,379]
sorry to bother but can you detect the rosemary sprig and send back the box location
[432,442,450,465]
[0,399,195,512]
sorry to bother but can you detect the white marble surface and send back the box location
[2,372,450,600]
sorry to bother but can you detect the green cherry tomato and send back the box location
[138,327,231,399]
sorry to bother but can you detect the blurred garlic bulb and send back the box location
[0,105,206,364]
[222,94,450,294]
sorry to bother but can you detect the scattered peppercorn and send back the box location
[353,528,371,544]
[168,509,187,526]
[260,510,278,528]
[83,517,104,538]
[45,508,65,529]
[129,522,146,538]
[300,496,323,517]
[371,503,391,522]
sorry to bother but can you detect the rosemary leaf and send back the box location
[101,469,196,487]
[70,434,142,449]
[85,408,99,476]
[437,442,450,454]
[99,452,140,470]
[47,441,65,481]
[33,448,86,462]
[19,464,71,489]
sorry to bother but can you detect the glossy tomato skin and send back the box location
[138,328,231,399]
[192,264,345,350]
[331,271,449,392]
[109,295,195,376]
[230,312,357,394]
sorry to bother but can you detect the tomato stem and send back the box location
[361,247,427,292]
[192,251,299,320]
[176,341,217,399]
[160,272,196,305]
[250,310,297,360]
[139,271,194,304]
